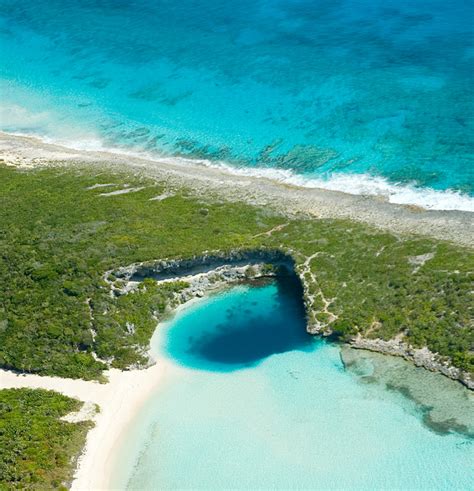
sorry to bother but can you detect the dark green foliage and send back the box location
[0,165,472,378]
[92,280,188,368]
[0,388,92,490]
[0,165,279,378]
[265,221,474,373]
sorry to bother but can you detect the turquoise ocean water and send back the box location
[112,281,473,490]
[0,0,473,210]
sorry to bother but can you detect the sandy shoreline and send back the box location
[0,294,207,490]
[1,132,473,247]
[0,363,169,490]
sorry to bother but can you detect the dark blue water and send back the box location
[1,0,473,209]
[112,282,474,490]
[164,277,313,371]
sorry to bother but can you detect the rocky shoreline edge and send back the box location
[348,336,473,390]
[104,249,473,390]
[1,131,473,248]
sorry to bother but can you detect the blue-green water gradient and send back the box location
[0,1,473,209]
[112,282,473,490]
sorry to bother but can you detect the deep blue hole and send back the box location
[163,274,313,371]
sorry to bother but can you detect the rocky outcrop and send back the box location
[350,334,473,390]
[112,249,295,283]
[104,249,296,300]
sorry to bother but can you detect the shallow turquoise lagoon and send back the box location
[0,1,473,208]
[112,281,473,490]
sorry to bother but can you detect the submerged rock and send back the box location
[341,346,474,437]
[349,334,473,390]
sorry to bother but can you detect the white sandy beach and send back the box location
[0,363,170,490]
[0,294,206,490]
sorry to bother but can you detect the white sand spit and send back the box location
[0,363,169,490]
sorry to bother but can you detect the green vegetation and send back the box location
[0,164,472,379]
[0,388,92,490]
[92,279,187,368]
[266,221,473,374]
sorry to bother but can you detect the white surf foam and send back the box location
[199,161,474,212]
[2,127,473,213]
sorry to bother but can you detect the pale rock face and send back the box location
[350,334,473,390]
[61,401,98,423]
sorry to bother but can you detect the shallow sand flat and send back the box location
[1,132,472,247]
[0,363,169,490]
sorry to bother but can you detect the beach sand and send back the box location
[1,132,472,247]
[0,363,169,490]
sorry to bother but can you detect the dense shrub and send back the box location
[0,388,92,489]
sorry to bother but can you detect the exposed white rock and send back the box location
[61,401,98,423]
[350,334,473,390]
[100,186,145,196]
[408,252,435,273]
[86,183,116,190]
[149,192,174,201]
